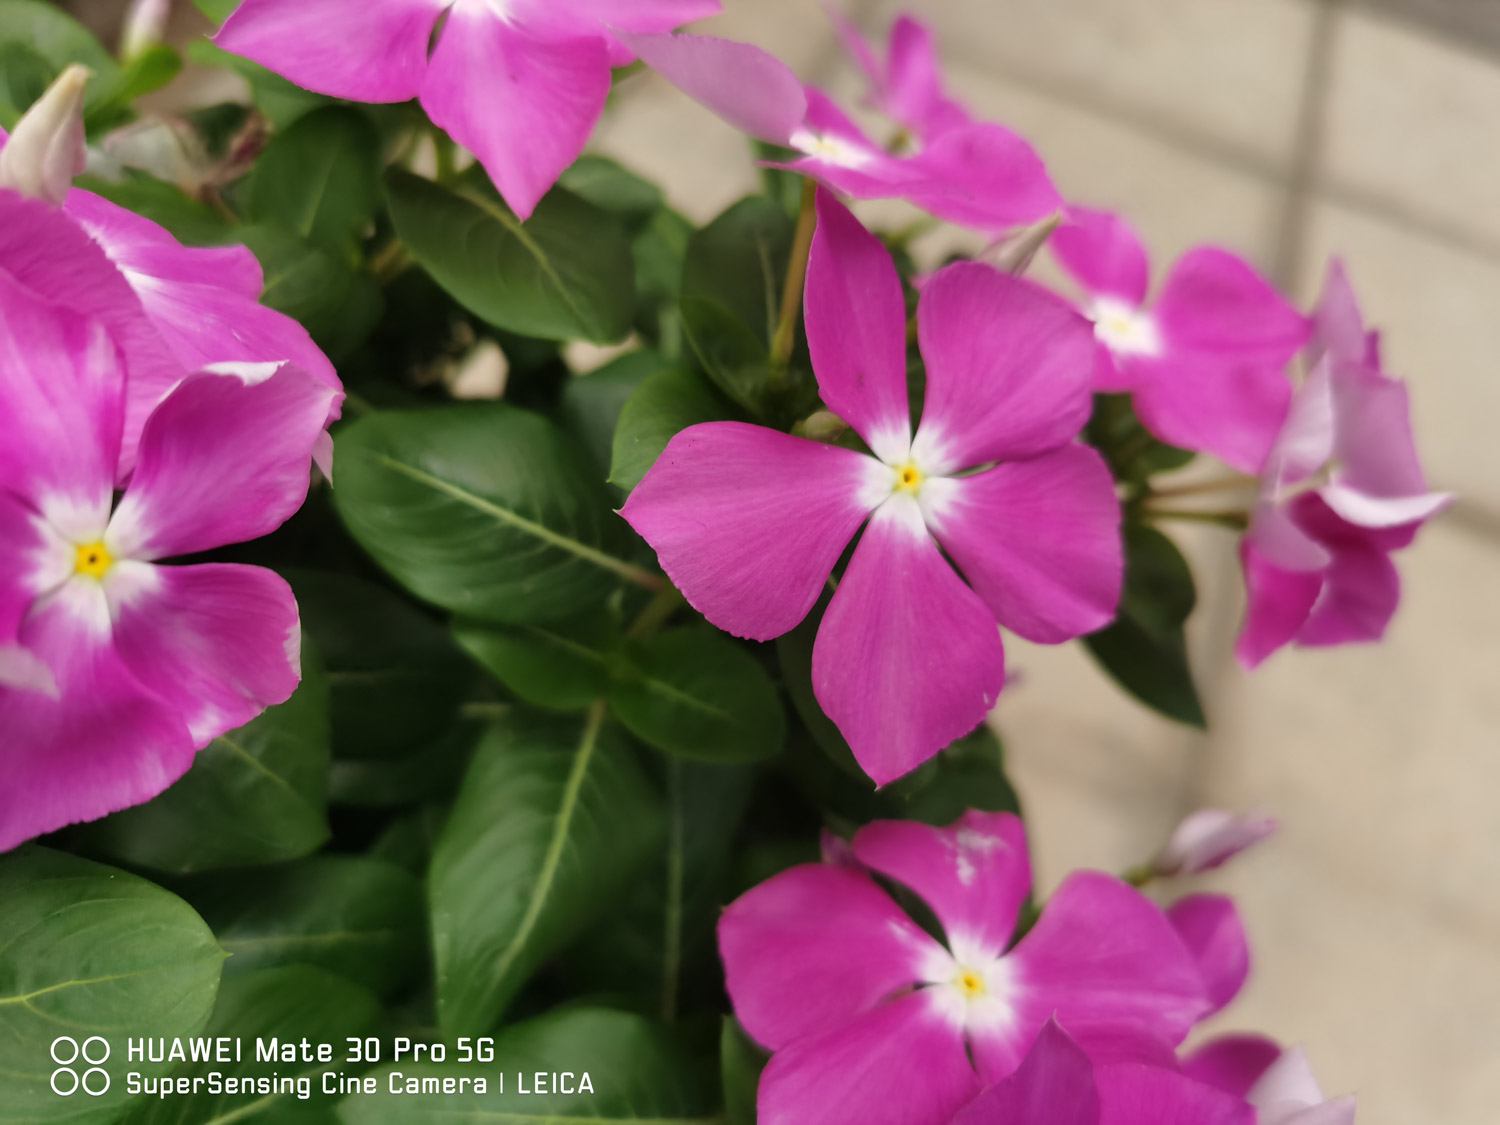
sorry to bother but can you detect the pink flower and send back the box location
[1167,894,1250,1018]
[1236,262,1450,669]
[952,1019,1253,1125]
[1186,1038,1358,1125]
[617,29,1061,234]
[831,12,972,144]
[1155,808,1278,876]
[217,0,721,220]
[621,192,1121,784]
[0,195,338,851]
[0,129,341,480]
[1050,206,1310,473]
[718,811,1209,1125]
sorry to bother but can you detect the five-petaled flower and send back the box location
[622,190,1122,785]
[217,0,722,220]
[718,810,1208,1125]
[832,12,972,146]
[0,194,338,851]
[1236,262,1450,668]
[1050,206,1310,473]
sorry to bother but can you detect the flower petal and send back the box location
[812,495,1005,786]
[1050,206,1151,306]
[782,88,924,197]
[1156,809,1278,877]
[1095,1064,1256,1125]
[990,871,1207,1077]
[1272,1098,1358,1125]
[1166,894,1249,1017]
[613,30,806,147]
[621,422,888,641]
[911,263,1094,473]
[1182,1034,1283,1099]
[1248,1046,1325,1107]
[1297,538,1400,648]
[0,490,63,649]
[0,589,193,852]
[422,12,612,221]
[216,0,445,103]
[884,16,970,139]
[0,268,121,516]
[106,364,337,561]
[106,562,301,748]
[757,991,980,1125]
[1326,362,1447,522]
[852,810,1031,961]
[1154,248,1309,363]
[1310,259,1373,368]
[1236,540,1323,670]
[906,121,1061,233]
[1132,355,1292,475]
[805,190,912,462]
[718,863,947,1051]
[924,443,1122,643]
[951,1018,1099,1125]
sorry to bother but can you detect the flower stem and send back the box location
[1120,862,1156,889]
[769,177,819,382]
[369,237,412,284]
[626,582,685,641]
[1148,474,1255,500]
[1141,507,1250,531]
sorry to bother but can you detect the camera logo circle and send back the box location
[50,1036,110,1096]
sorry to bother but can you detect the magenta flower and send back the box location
[952,1019,1253,1125]
[0,128,340,479]
[1236,262,1449,669]
[621,192,1120,784]
[0,194,338,851]
[832,12,971,144]
[718,811,1209,1125]
[1155,808,1278,876]
[618,29,1061,235]
[1185,1038,1357,1125]
[217,0,721,220]
[1166,893,1249,1018]
[1050,206,1310,473]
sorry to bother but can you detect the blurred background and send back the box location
[57,0,1500,1121]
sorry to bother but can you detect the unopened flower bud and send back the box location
[121,0,172,62]
[1155,809,1278,876]
[0,64,90,206]
[984,211,1063,276]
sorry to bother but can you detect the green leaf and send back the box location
[430,710,664,1035]
[1084,524,1206,727]
[0,848,222,1125]
[455,615,619,712]
[328,719,482,807]
[236,223,384,359]
[122,965,380,1125]
[285,570,472,760]
[104,44,182,110]
[75,173,231,246]
[567,760,754,1019]
[557,349,674,476]
[721,1017,769,1125]
[339,1006,719,1123]
[558,155,664,233]
[610,366,736,492]
[886,726,1022,825]
[81,644,331,872]
[248,106,382,255]
[193,0,241,25]
[0,1,120,128]
[387,168,635,344]
[1088,393,1195,483]
[680,196,794,413]
[174,857,425,1000]
[333,404,646,625]
[612,626,786,763]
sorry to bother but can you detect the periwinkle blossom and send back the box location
[617,28,1061,235]
[1155,808,1279,877]
[1236,262,1450,669]
[1049,206,1310,473]
[622,191,1121,784]
[831,12,971,144]
[217,0,722,220]
[951,1019,1252,1125]
[1185,1038,1358,1125]
[718,811,1209,1125]
[0,107,340,479]
[0,195,338,851]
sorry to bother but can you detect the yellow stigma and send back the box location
[74,540,113,580]
[894,461,925,495]
[957,968,986,999]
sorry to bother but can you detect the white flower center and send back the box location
[1089,296,1162,357]
[790,128,873,170]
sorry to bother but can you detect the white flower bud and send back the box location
[0,64,90,207]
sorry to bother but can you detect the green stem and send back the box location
[769,178,819,381]
[626,583,685,641]
[1120,862,1156,889]
[368,238,411,285]
[661,759,685,1024]
[888,214,941,248]
[1141,507,1250,531]
[1147,474,1255,500]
